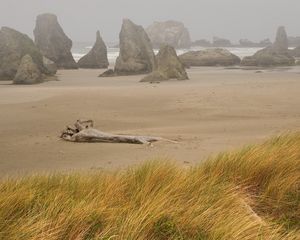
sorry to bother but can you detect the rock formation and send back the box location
[241,27,295,67]
[179,48,241,67]
[43,57,57,75]
[0,27,49,80]
[212,37,232,47]
[291,46,300,58]
[78,31,109,69]
[13,55,42,84]
[34,13,78,69]
[100,19,156,77]
[146,20,192,49]
[141,45,188,82]
[191,39,212,47]
[258,39,272,47]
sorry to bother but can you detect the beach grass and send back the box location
[0,133,299,239]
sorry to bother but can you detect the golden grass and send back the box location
[0,133,299,239]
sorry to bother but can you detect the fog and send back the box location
[0,0,299,43]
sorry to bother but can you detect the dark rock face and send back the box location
[78,31,109,69]
[146,20,191,49]
[13,55,42,84]
[0,27,49,80]
[100,19,156,77]
[241,27,295,67]
[212,37,232,47]
[34,13,78,69]
[141,45,188,82]
[179,48,241,67]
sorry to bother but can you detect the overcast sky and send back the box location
[0,0,299,43]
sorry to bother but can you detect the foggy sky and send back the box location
[1,0,299,43]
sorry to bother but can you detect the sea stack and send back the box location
[78,31,109,69]
[179,48,241,67]
[13,55,43,84]
[0,27,50,80]
[146,20,192,49]
[34,13,78,69]
[100,19,156,77]
[241,26,295,66]
[141,45,188,82]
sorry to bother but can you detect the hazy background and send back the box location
[0,0,299,43]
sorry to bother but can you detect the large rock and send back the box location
[0,27,49,80]
[100,19,156,77]
[191,39,211,47]
[291,46,300,58]
[212,37,232,47]
[78,31,109,69]
[13,55,42,84]
[146,21,191,49]
[179,48,241,67]
[141,45,188,82]
[241,27,295,67]
[34,13,78,69]
[43,57,57,75]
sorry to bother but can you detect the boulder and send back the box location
[13,55,42,84]
[258,39,272,47]
[191,39,211,47]
[212,37,232,47]
[141,45,188,82]
[100,19,156,77]
[0,27,49,80]
[146,20,192,49]
[78,31,109,69]
[43,57,57,75]
[179,48,241,67]
[241,27,295,67]
[239,39,257,47]
[34,13,78,69]
[291,46,300,58]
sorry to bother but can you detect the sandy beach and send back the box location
[1,67,300,176]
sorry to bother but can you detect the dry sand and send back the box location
[1,67,300,176]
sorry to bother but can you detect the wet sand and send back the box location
[1,67,300,176]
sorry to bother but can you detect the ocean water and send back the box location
[72,42,263,64]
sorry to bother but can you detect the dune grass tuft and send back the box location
[0,133,299,239]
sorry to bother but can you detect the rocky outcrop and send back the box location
[100,19,156,77]
[212,37,232,47]
[241,27,295,67]
[43,57,57,75]
[13,55,42,84]
[78,31,109,69]
[191,39,211,47]
[141,45,188,82]
[291,46,300,58]
[34,13,78,69]
[146,20,192,49]
[179,48,241,67]
[0,27,50,80]
[259,39,272,47]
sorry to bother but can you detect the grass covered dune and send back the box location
[0,134,299,240]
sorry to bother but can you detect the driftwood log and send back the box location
[60,120,175,145]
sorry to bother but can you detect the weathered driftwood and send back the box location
[61,120,175,145]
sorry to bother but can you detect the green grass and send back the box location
[0,133,299,239]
